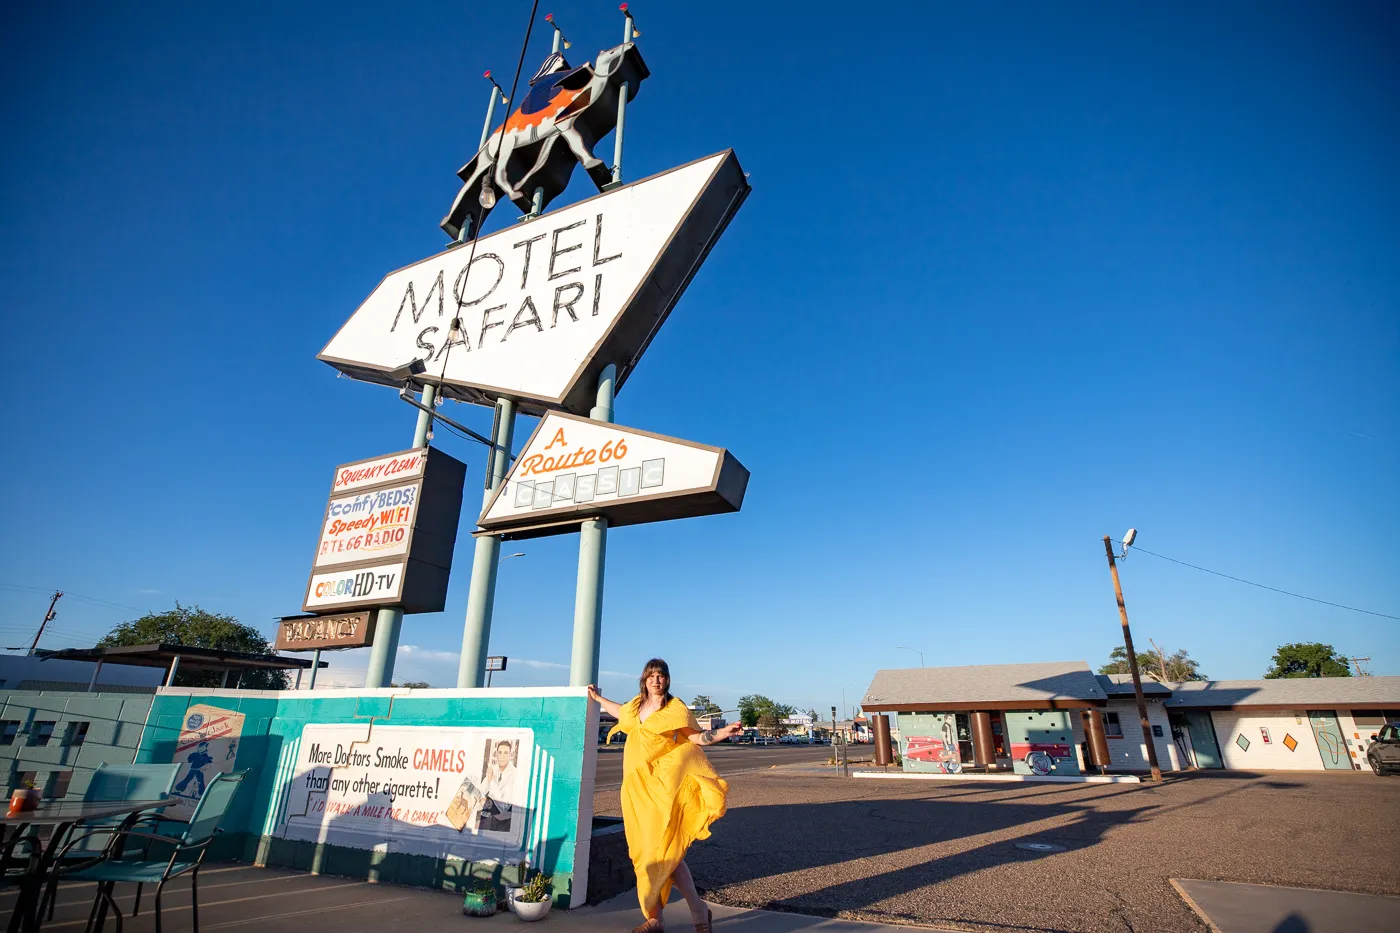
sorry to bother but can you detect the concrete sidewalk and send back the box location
[1172,879,1399,933]
[2,864,962,933]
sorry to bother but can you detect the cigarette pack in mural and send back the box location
[277,724,538,860]
[168,704,245,818]
[1010,742,1072,776]
[903,736,962,773]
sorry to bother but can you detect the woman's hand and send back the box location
[586,684,604,704]
[717,721,745,741]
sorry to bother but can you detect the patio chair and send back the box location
[40,762,181,921]
[54,770,247,933]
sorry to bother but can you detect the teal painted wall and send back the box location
[893,712,962,773]
[1002,710,1081,775]
[1,691,155,797]
[134,688,593,904]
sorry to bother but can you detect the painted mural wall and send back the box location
[135,686,598,906]
[1002,710,1080,776]
[893,713,961,773]
[1212,709,1350,772]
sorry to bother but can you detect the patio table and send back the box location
[3,796,176,933]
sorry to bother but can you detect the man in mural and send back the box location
[174,740,214,798]
[476,739,519,832]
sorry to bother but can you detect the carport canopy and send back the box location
[39,642,324,688]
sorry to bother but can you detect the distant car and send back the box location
[1367,722,1400,775]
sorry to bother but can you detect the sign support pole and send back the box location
[364,386,437,688]
[609,11,636,188]
[569,364,615,686]
[456,398,518,687]
[308,649,321,689]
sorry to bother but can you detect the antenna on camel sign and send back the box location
[440,10,649,239]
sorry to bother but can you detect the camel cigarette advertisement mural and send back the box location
[318,151,748,416]
[279,724,535,859]
[478,411,748,537]
[168,704,246,819]
[302,447,466,614]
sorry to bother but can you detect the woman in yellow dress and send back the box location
[588,659,744,933]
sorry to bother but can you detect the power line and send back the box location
[1119,543,1400,621]
[0,583,142,613]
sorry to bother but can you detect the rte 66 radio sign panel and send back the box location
[302,447,467,614]
[478,412,749,538]
[318,151,749,417]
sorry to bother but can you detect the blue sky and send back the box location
[2,1,1396,709]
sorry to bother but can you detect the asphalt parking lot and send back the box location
[594,742,832,786]
[594,768,1400,933]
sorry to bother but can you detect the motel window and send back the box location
[63,722,90,746]
[0,721,19,746]
[27,722,55,747]
[1102,712,1123,738]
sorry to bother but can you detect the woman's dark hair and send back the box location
[639,658,672,705]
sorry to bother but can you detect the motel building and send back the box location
[861,661,1400,777]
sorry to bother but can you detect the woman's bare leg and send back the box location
[670,860,708,924]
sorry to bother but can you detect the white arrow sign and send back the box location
[479,412,749,538]
[320,151,748,416]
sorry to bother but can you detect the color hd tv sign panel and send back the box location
[302,447,467,614]
[478,412,749,539]
[319,151,748,416]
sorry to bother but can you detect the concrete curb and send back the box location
[851,771,1141,784]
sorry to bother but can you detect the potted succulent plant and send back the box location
[9,780,40,814]
[461,878,499,917]
[512,872,553,922]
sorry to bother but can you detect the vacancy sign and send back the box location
[319,151,749,416]
[479,412,749,538]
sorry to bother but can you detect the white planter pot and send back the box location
[514,900,552,922]
[504,887,524,913]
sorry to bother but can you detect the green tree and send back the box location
[737,694,770,727]
[1264,642,1352,679]
[1099,645,1206,682]
[393,681,432,689]
[690,695,722,716]
[99,603,289,690]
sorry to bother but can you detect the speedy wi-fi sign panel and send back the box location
[478,412,749,538]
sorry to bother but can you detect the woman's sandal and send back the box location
[632,918,665,933]
[694,908,713,933]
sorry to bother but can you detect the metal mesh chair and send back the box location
[54,770,247,933]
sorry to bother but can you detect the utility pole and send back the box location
[28,591,63,656]
[1348,657,1372,677]
[1103,536,1162,783]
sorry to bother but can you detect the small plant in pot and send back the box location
[512,872,553,922]
[461,878,498,917]
[9,780,40,814]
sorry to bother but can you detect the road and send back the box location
[593,742,832,786]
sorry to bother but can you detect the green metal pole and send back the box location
[364,384,437,689]
[569,364,614,686]
[609,12,635,187]
[456,397,517,687]
[459,82,504,244]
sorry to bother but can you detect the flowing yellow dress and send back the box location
[607,696,729,918]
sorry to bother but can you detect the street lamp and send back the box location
[841,683,856,722]
[896,646,924,667]
[499,552,525,565]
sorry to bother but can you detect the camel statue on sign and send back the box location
[441,42,649,241]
